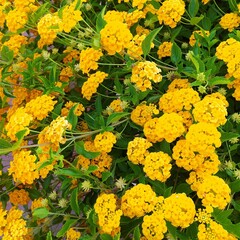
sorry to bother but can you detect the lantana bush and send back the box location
[1,0,240,239]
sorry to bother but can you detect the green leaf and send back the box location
[175,183,193,194]
[3,88,15,98]
[75,141,100,159]
[221,132,240,143]
[171,42,182,65]
[102,171,112,182]
[100,234,113,240]
[229,180,240,193]
[0,139,12,149]
[166,222,178,240]
[85,165,98,174]
[212,208,240,238]
[96,6,106,33]
[67,104,78,130]
[142,27,162,58]
[190,15,204,25]
[46,231,53,240]
[55,168,83,178]
[33,207,50,219]
[188,0,199,17]
[1,46,14,64]
[229,0,238,11]
[106,112,129,126]
[133,226,141,240]
[56,219,78,237]
[208,76,232,87]
[95,95,102,115]
[70,188,80,215]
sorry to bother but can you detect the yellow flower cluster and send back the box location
[128,34,152,59]
[159,88,200,113]
[121,184,157,218]
[103,10,127,23]
[77,140,113,178]
[8,150,39,184]
[94,193,122,236]
[61,0,82,33]
[38,116,71,152]
[132,0,149,9]
[163,193,196,228]
[173,139,220,172]
[61,101,85,117]
[216,38,240,79]
[8,189,30,206]
[94,131,116,153]
[196,175,231,209]
[106,99,127,115]
[189,30,210,46]
[157,42,172,59]
[144,113,185,143]
[167,78,190,92]
[219,13,240,32]
[130,102,159,127]
[125,9,145,28]
[143,152,172,182]
[3,34,28,56]
[81,71,108,100]
[198,220,237,240]
[66,228,81,240]
[157,0,185,28]
[6,9,28,33]
[185,122,221,153]
[142,213,167,240]
[63,48,80,64]
[79,48,103,74]
[127,137,152,164]
[37,13,63,48]
[100,20,133,55]
[0,206,29,240]
[25,95,57,120]
[192,94,228,127]
[5,107,33,141]
[130,61,162,91]
[228,78,240,100]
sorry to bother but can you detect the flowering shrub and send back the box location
[1,0,240,239]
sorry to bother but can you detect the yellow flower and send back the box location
[81,71,108,100]
[5,107,32,141]
[197,175,231,209]
[220,13,240,32]
[121,184,157,218]
[60,0,82,33]
[130,103,159,127]
[142,212,167,240]
[100,20,133,55]
[9,150,39,185]
[157,0,185,28]
[79,48,103,74]
[94,131,116,153]
[143,152,172,182]
[144,113,185,143]
[94,193,122,236]
[164,193,196,228]
[131,61,162,91]
[157,41,173,58]
[127,137,152,165]
[66,228,81,240]
[8,189,30,206]
[25,95,57,120]
[37,13,63,48]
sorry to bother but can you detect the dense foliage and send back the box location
[0,0,240,239]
